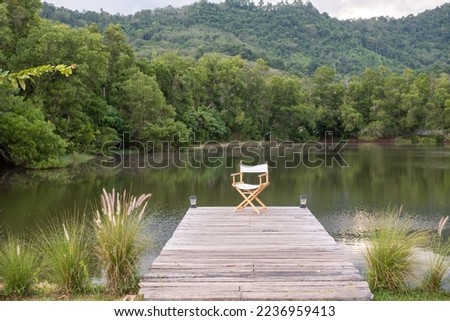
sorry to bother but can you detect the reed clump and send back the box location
[0,237,40,298]
[422,216,450,293]
[364,206,428,292]
[93,188,151,295]
[37,214,93,295]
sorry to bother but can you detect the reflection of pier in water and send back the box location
[140,206,373,300]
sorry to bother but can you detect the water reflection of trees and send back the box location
[1,145,450,234]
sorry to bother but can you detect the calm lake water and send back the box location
[1,143,450,277]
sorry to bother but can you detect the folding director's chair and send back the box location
[231,162,269,214]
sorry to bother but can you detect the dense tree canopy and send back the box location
[1,0,450,169]
[41,1,450,76]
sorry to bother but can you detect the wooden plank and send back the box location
[139,207,373,301]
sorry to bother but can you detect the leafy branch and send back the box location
[0,64,76,90]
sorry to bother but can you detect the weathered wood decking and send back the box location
[140,207,373,300]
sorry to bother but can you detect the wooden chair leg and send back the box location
[246,190,266,212]
[234,188,263,214]
[251,185,268,210]
[253,196,267,209]
[245,192,260,214]
[233,189,253,212]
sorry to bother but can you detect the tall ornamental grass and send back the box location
[422,216,450,293]
[94,188,151,295]
[37,215,93,294]
[0,237,40,298]
[364,206,427,292]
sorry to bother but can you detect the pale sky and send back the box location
[45,0,449,19]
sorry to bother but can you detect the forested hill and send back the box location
[40,1,450,75]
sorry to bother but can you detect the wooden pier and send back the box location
[140,207,373,300]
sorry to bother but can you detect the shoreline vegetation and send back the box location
[4,137,449,171]
[27,136,450,167]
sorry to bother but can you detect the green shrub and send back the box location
[412,134,445,145]
[38,215,93,294]
[358,121,384,141]
[394,136,412,145]
[0,95,66,169]
[93,189,151,295]
[0,237,40,298]
[364,206,427,292]
[422,216,450,293]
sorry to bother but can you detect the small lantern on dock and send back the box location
[299,195,307,208]
[189,195,197,208]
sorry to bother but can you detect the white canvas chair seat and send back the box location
[231,162,269,214]
[234,183,260,190]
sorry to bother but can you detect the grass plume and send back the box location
[94,188,151,295]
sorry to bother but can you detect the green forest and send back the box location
[40,0,450,75]
[1,0,450,169]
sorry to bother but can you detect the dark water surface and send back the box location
[1,144,450,274]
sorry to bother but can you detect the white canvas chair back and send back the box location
[240,163,268,174]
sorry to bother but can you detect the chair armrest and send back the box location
[231,172,242,185]
[258,172,269,185]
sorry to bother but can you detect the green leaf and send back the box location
[17,78,26,90]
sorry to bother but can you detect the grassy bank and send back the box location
[60,153,96,167]
[2,280,449,301]
[0,282,124,301]
[373,289,450,301]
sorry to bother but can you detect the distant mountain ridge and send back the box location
[40,1,450,75]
